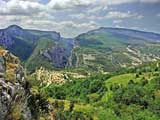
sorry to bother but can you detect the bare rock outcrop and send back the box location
[0,48,31,120]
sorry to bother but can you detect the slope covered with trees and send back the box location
[27,61,160,120]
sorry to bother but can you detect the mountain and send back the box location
[0,29,160,119]
[0,25,61,60]
[72,27,160,72]
[0,25,160,72]
[0,25,74,72]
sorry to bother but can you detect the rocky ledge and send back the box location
[0,48,31,120]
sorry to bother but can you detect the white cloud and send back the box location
[103,0,135,5]
[0,0,158,37]
[47,0,160,10]
[105,11,143,19]
[105,11,132,19]
[69,13,103,20]
[0,0,159,16]
[88,6,107,13]
[70,13,86,19]
[47,0,97,9]
[23,19,99,37]
[102,0,160,5]
[113,20,123,24]
[0,0,45,15]
[140,0,160,3]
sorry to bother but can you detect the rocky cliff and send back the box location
[0,48,31,120]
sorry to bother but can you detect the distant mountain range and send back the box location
[0,25,160,72]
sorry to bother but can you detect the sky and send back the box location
[0,0,160,37]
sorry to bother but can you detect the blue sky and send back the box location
[0,0,160,37]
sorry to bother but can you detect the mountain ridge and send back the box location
[0,25,160,72]
[2,25,160,38]
[81,27,160,42]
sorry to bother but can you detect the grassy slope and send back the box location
[102,70,159,101]
[44,71,160,119]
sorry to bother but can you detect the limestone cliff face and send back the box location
[0,49,31,120]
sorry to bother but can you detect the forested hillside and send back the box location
[27,61,160,120]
